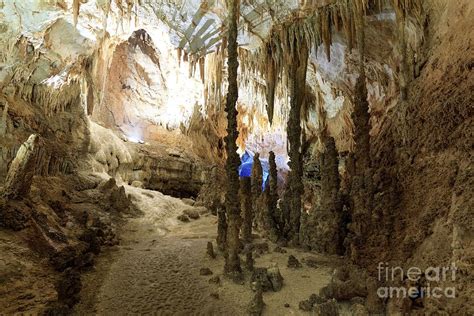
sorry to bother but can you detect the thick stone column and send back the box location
[347,7,373,262]
[308,133,344,254]
[223,0,242,277]
[285,38,309,246]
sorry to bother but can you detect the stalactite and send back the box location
[240,177,253,244]
[217,207,228,252]
[392,0,408,100]
[264,43,277,125]
[72,0,81,26]
[199,57,205,83]
[321,8,332,62]
[223,0,242,279]
[177,48,182,66]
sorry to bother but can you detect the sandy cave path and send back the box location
[74,184,338,315]
[74,186,237,315]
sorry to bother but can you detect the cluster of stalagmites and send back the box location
[207,0,428,314]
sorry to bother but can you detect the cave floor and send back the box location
[74,184,342,315]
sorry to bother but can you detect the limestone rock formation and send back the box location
[305,133,344,254]
[2,134,40,200]
[247,281,265,316]
[223,0,242,278]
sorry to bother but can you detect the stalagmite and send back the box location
[247,281,264,316]
[285,37,309,246]
[266,151,280,242]
[245,250,254,272]
[251,153,263,228]
[223,0,242,278]
[306,131,344,254]
[217,208,228,252]
[207,241,216,259]
[240,177,252,244]
[2,134,40,200]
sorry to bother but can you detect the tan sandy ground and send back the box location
[74,184,347,315]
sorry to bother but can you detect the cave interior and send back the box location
[0,0,472,315]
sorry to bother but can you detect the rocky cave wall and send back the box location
[295,0,472,313]
[361,1,473,312]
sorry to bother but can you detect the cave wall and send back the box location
[363,1,473,312]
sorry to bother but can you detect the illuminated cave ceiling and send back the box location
[0,0,424,154]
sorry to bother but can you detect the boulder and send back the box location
[299,293,326,312]
[287,255,302,268]
[200,268,213,276]
[351,303,369,316]
[314,299,339,316]
[183,208,200,219]
[299,299,313,311]
[209,275,220,284]
[267,266,284,292]
[251,268,272,292]
[177,214,190,222]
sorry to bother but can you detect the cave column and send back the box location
[223,0,242,278]
[348,4,373,262]
[286,38,309,246]
[308,131,344,254]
